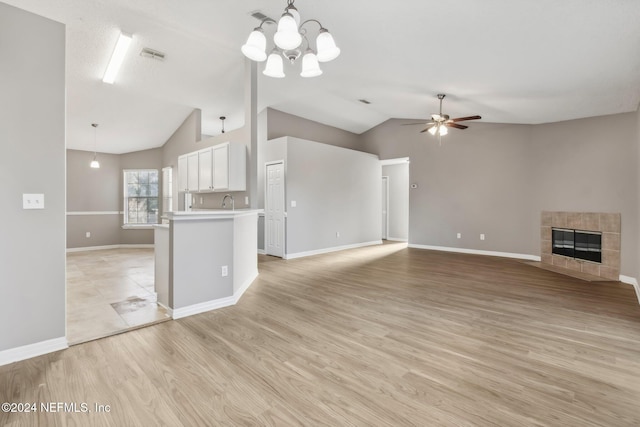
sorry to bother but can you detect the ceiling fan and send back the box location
[404,94,481,140]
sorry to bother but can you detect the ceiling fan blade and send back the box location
[401,122,431,126]
[450,115,482,122]
[446,123,468,130]
[420,124,436,133]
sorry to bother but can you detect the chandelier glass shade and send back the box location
[241,0,340,78]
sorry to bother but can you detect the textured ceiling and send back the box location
[5,0,640,153]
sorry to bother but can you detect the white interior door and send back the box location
[265,162,285,258]
[382,176,389,240]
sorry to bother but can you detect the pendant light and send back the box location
[90,123,100,169]
[220,116,226,134]
[241,0,340,78]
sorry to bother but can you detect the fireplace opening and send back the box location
[552,228,602,263]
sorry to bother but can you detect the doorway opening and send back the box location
[380,158,410,242]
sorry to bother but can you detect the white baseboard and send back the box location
[619,275,640,305]
[66,244,154,253]
[0,337,68,367]
[171,271,259,320]
[234,271,259,302]
[385,237,408,242]
[408,244,541,262]
[157,301,173,317]
[171,296,236,320]
[257,249,266,255]
[284,240,383,260]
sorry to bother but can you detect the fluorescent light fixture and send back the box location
[102,32,133,84]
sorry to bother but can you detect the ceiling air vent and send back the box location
[250,11,270,21]
[140,48,165,61]
[359,99,372,105]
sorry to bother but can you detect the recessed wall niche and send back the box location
[541,211,621,280]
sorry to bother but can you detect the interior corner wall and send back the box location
[267,108,363,152]
[66,147,163,249]
[530,113,638,279]
[284,137,381,256]
[0,3,66,351]
[360,120,535,255]
[360,113,639,280]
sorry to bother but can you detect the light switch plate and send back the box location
[23,194,44,209]
[291,200,297,208]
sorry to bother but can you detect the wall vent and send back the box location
[140,48,166,61]
[250,11,270,21]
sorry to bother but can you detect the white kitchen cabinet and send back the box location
[198,148,213,191]
[177,155,188,192]
[212,142,246,192]
[178,141,245,194]
[178,152,199,192]
[187,152,199,192]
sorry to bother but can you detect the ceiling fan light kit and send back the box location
[241,0,340,78]
[404,94,481,143]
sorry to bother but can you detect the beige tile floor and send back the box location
[66,248,170,345]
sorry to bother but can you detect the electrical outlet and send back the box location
[245,196,249,205]
[457,233,461,239]
[86,232,91,238]
[199,197,203,204]
[336,231,340,238]
[480,234,485,241]
[221,265,228,277]
[22,193,44,210]
[291,200,297,208]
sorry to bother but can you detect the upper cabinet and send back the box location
[178,152,199,192]
[179,141,246,193]
[198,148,213,191]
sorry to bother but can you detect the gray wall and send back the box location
[0,3,66,351]
[360,113,639,279]
[382,163,409,241]
[67,150,120,248]
[264,137,381,256]
[361,121,534,255]
[66,147,162,249]
[267,108,363,151]
[531,113,638,279]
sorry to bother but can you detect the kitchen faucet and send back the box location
[222,194,235,210]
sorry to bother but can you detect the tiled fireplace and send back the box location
[541,211,621,280]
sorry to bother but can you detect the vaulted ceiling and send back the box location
[5,0,640,153]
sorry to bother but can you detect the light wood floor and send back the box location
[66,248,169,344]
[3,242,640,426]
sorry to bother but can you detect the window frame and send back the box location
[162,166,173,216]
[122,168,160,228]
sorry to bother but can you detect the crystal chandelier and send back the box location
[241,0,341,78]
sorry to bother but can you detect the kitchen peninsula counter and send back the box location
[154,209,259,319]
